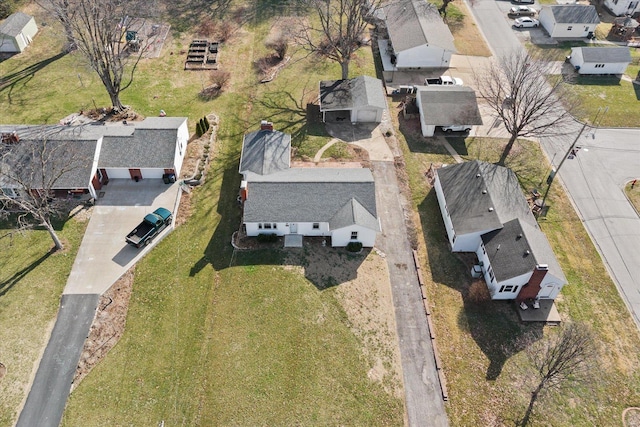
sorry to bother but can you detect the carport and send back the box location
[319,75,387,124]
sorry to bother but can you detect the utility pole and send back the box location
[540,121,589,209]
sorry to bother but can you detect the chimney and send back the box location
[260,120,274,131]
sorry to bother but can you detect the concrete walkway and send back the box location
[17,179,181,427]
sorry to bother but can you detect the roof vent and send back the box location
[476,173,481,178]
[482,190,487,194]
[524,250,530,256]
[517,233,523,239]
[488,207,494,212]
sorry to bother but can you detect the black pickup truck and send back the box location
[126,207,172,248]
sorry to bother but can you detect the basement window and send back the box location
[313,223,320,229]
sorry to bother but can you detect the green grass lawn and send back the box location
[0,218,87,426]
[625,179,640,213]
[390,112,640,425]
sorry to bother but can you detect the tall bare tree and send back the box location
[475,49,577,165]
[519,322,596,426]
[43,0,157,111]
[297,0,380,80]
[0,127,95,250]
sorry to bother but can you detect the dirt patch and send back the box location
[72,270,134,390]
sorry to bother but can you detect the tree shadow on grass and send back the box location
[0,52,67,98]
[396,111,450,156]
[419,188,543,380]
[0,248,53,298]
[634,80,640,101]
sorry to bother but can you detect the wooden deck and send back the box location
[516,299,562,325]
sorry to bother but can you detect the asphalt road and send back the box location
[540,128,640,329]
[16,294,100,427]
[373,161,449,427]
[465,0,525,56]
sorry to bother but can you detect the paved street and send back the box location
[373,161,449,427]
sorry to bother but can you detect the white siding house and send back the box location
[319,76,387,123]
[604,0,640,16]
[377,0,456,82]
[569,46,632,74]
[416,86,482,137]
[433,161,567,301]
[0,12,38,53]
[539,5,600,38]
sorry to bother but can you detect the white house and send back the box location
[539,5,600,38]
[97,117,188,181]
[569,46,632,74]
[433,160,567,301]
[0,12,38,53]
[604,0,640,17]
[239,124,381,247]
[319,76,387,123]
[416,86,483,137]
[377,0,456,82]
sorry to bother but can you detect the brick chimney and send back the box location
[260,120,273,131]
[517,264,549,302]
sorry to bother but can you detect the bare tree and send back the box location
[296,0,380,80]
[475,49,577,165]
[45,0,157,111]
[0,127,95,250]
[519,322,596,426]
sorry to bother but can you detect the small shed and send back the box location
[0,12,38,53]
[569,46,632,74]
[319,76,387,123]
[415,86,483,137]
[538,5,600,38]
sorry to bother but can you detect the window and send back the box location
[312,223,320,229]
[499,285,517,293]
[487,266,495,282]
[452,232,456,243]
[595,64,605,68]
[351,231,358,240]
[264,223,272,229]
[273,223,277,229]
[567,26,573,31]
[481,244,486,255]
[258,223,263,229]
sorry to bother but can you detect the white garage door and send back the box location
[356,109,378,123]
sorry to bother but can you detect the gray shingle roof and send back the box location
[0,12,33,37]
[98,118,187,168]
[438,160,565,283]
[0,137,98,190]
[243,168,379,228]
[417,86,483,125]
[329,198,381,231]
[319,76,387,111]
[576,46,632,63]
[382,0,456,53]
[547,5,600,24]
[239,129,291,175]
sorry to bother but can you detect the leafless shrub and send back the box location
[199,70,231,100]
[266,36,289,60]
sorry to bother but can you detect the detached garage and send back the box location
[319,76,387,124]
[416,86,483,137]
[569,46,632,75]
[0,12,38,53]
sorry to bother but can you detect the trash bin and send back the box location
[163,174,176,184]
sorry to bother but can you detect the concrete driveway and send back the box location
[18,179,181,427]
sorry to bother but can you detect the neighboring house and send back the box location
[569,46,632,74]
[433,160,567,301]
[239,123,381,247]
[538,5,600,38]
[0,128,102,199]
[415,86,483,137]
[0,117,188,198]
[97,117,188,181]
[319,76,387,123]
[604,0,640,17]
[376,0,456,82]
[0,12,38,53]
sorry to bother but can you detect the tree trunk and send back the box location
[340,60,349,80]
[439,0,453,16]
[109,92,125,112]
[45,221,64,251]
[497,132,518,166]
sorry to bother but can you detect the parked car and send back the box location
[508,5,536,16]
[512,0,534,4]
[125,207,173,248]
[513,17,539,28]
[440,125,471,133]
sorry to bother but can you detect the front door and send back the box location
[290,223,297,233]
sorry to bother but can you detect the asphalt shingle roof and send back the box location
[243,168,379,229]
[575,46,632,63]
[382,0,456,53]
[0,12,33,37]
[319,76,387,111]
[417,86,483,125]
[547,5,600,24]
[437,160,566,282]
[239,129,291,175]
